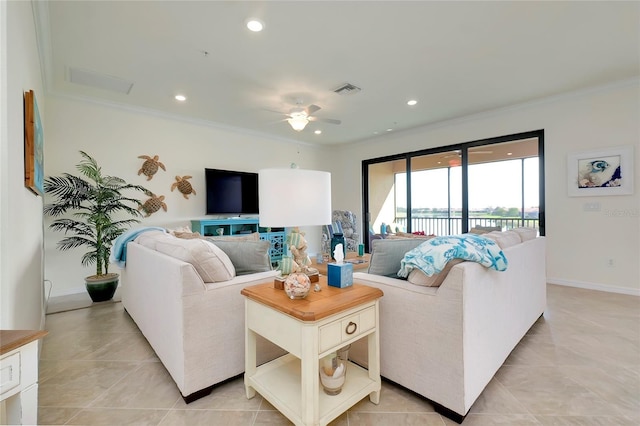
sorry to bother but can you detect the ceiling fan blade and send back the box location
[263,107,290,116]
[267,118,289,125]
[308,116,341,125]
[305,104,321,115]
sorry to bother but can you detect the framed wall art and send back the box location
[567,145,634,197]
[24,90,44,196]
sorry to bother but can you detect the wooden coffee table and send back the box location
[242,276,382,426]
[311,252,371,276]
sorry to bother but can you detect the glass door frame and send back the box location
[362,130,545,252]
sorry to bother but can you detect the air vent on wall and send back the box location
[68,67,134,94]
[333,83,362,95]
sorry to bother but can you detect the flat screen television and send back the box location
[205,168,259,215]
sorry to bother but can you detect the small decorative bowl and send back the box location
[284,272,311,299]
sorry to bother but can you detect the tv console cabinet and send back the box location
[191,218,285,263]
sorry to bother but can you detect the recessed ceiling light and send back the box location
[175,94,186,102]
[507,152,513,156]
[246,19,264,32]
[407,99,418,106]
[386,128,393,132]
[314,130,322,135]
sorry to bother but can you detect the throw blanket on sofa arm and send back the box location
[110,227,167,268]
[398,234,508,278]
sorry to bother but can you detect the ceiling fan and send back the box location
[268,103,341,132]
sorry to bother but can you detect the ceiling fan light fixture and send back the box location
[287,115,309,131]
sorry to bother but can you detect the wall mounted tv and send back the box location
[205,168,259,215]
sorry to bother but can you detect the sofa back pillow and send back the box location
[407,258,464,287]
[482,230,521,249]
[469,225,502,235]
[207,239,272,275]
[134,230,173,250]
[368,238,431,277]
[206,232,261,242]
[512,227,537,241]
[155,238,235,282]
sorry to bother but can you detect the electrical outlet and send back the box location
[607,258,614,267]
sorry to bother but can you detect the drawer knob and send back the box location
[345,321,357,335]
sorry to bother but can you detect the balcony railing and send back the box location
[394,217,539,236]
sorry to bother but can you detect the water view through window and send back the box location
[396,157,539,235]
[364,134,544,245]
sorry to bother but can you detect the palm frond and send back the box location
[45,151,150,276]
[57,236,96,251]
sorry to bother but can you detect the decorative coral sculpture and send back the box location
[139,193,167,217]
[138,155,166,180]
[171,175,196,199]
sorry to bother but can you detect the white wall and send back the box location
[332,80,640,295]
[0,0,46,329]
[43,96,332,296]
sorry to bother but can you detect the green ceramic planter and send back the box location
[85,273,119,302]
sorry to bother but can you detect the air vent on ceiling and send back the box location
[333,83,362,95]
[68,67,134,94]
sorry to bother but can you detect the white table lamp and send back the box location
[259,167,331,275]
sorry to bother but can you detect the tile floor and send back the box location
[38,284,639,425]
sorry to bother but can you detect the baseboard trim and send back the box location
[548,278,640,297]
[50,283,122,298]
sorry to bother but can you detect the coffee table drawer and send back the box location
[319,306,375,353]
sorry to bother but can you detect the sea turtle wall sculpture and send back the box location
[139,193,167,217]
[138,155,166,180]
[171,175,196,199]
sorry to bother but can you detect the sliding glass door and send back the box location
[467,138,541,231]
[362,131,544,252]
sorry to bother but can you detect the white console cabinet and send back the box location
[1,330,47,425]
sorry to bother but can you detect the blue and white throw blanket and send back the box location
[398,234,508,278]
[109,226,166,268]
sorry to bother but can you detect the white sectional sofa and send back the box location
[349,231,546,422]
[120,230,285,402]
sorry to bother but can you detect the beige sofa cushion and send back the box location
[512,227,537,241]
[135,230,173,249]
[469,226,502,235]
[155,238,235,282]
[206,232,260,241]
[407,258,464,287]
[483,230,521,249]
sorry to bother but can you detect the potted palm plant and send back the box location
[44,151,149,302]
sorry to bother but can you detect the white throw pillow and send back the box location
[155,238,235,282]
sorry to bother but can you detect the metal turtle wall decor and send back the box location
[137,155,166,180]
[171,175,196,199]
[139,193,167,217]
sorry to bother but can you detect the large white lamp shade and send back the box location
[258,168,331,227]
